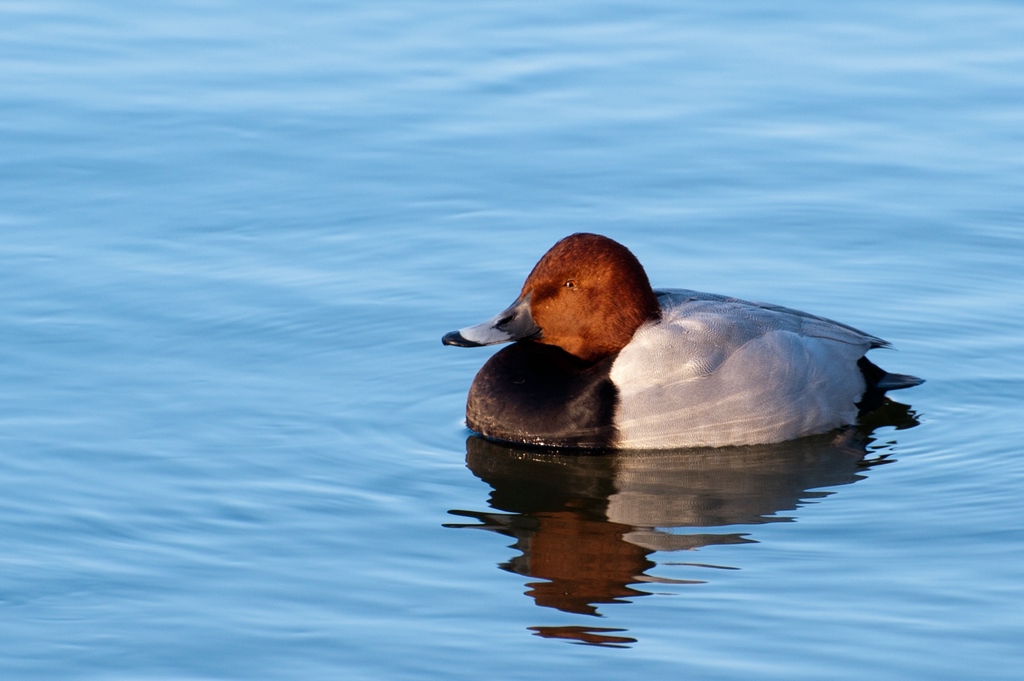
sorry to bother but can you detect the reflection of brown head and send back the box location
[528,625,636,648]
[515,510,654,616]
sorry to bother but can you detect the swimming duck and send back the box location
[443,233,922,449]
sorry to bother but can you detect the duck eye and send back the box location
[564,279,578,289]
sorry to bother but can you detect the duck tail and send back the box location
[856,357,924,414]
[875,372,925,391]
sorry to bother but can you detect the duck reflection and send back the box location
[446,403,917,647]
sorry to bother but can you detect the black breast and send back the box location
[465,342,619,448]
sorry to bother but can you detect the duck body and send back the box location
[444,234,922,449]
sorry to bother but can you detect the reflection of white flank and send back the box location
[603,432,870,551]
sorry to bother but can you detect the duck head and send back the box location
[443,233,661,362]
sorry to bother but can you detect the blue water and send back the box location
[2,1,1022,679]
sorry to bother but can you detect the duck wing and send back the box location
[609,290,881,448]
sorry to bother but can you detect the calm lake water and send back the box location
[2,1,1022,679]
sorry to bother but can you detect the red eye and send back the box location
[564,279,578,289]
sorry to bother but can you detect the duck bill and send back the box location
[442,294,541,347]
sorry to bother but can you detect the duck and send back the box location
[442,233,923,449]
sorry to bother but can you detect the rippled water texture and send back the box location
[1,1,1022,679]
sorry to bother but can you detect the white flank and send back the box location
[609,290,872,448]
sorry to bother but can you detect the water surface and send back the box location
[1,1,1022,679]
